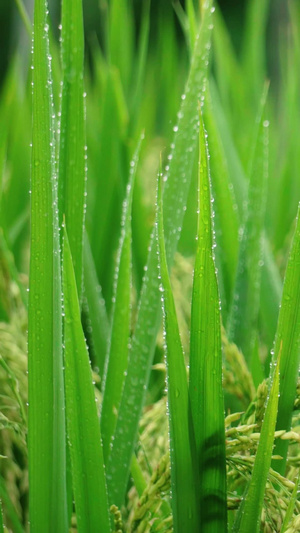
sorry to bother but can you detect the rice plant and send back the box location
[0,0,300,531]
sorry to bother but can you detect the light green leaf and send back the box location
[63,228,110,533]
[13,0,32,39]
[242,0,271,103]
[0,499,3,533]
[28,1,67,530]
[0,477,23,533]
[83,230,109,378]
[101,140,140,467]
[227,88,269,365]
[234,352,280,533]
[107,1,214,508]
[157,172,200,531]
[203,90,239,318]
[282,470,300,532]
[209,80,281,352]
[189,112,227,531]
[59,0,86,299]
[272,205,300,475]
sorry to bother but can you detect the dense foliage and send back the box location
[0,0,300,532]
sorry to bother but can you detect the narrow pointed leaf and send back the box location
[203,90,239,317]
[107,1,214,508]
[282,471,300,532]
[83,230,109,378]
[190,113,227,531]
[234,353,280,533]
[227,89,269,365]
[272,205,300,475]
[28,1,67,530]
[0,478,23,533]
[63,228,110,533]
[101,143,140,467]
[59,0,86,299]
[210,80,282,351]
[157,173,200,531]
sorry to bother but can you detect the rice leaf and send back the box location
[13,0,32,39]
[107,1,214,508]
[272,205,300,475]
[59,0,86,299]
[89,69,127,300]
[0,477,23,533]
[28,1,68,530]
[203,90,239,318]
[272,7,300,252]
[227,88,269,365]
[109,0,134,93]
[129,0,150,135]
[242,0,271,103]
[63,227,110,533]
[157,172,200,531]
[0,500,3,533]
[190,113,227,531]
[101,141,140,466]
[209,81,282,351]
[186,0,197,52]
[83,229,109,378]
[282,470,300,532]
[234,351,280,533]
[130,454,147,498]
[212,6,246,122]
[260,238,283,353]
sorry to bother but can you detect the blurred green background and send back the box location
[0,0,289,90]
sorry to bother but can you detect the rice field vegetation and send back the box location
[0,0,300,531]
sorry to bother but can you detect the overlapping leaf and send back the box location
[234,354,280,533]
[59,0,86,299]
[272,205,300,475]
[189,113,227,531]
[107,1,214,508]
[157,173,199,531]
[101,141,140,467]
[63,229,110,532]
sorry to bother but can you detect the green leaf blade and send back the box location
[210,81,281,352]
[0,499,3,533]
[189,114,227,531]
[203,90,239,318]
[59,0,86,299]
[28,1,68,530]
[236,355,280,533]
[107,2,214,509]
[272,205,300,475]
[282,471,300,532]
[83,230,110,378]
[101,143,140,467]
[227,90,269,365]
[63,228,110,533]
[157,174,200,532]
